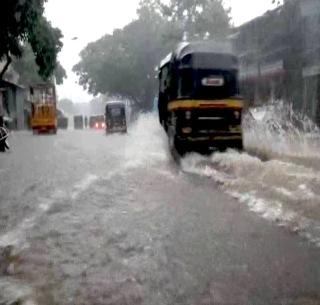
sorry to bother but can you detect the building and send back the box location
[0,62,29,130]
[232,0,320,124]
[300,0,320,122]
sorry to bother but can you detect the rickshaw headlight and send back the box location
[185,111,192,120]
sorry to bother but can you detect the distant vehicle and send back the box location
[30,83,57,134]
[74,115,84,129]
[57,117,68,129]
[89,116,95,129]
[57,109,68,129]
[89,115,105,129]
[105,102,127,133]
[158,41,244,155]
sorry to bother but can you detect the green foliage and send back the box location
[0,0,63,81]
[160,0,231,39]
[74,5,170,109]
[54,62,67,85]
[28,17,63,80]
[73,0,231,110]
[272,0,282,5]
[13,44,66,85]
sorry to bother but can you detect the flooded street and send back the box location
[0,114,320,305]
[183,104,320,247]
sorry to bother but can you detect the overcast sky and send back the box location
[45,0,280,103]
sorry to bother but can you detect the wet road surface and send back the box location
[0,115,319,305]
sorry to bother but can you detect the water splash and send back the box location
[182,101,320,246]
[124,113,169,169]
[244,101,320,161]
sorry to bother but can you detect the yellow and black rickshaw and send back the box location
[158,41,244,155]
[30,83,58,135]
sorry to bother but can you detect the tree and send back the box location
[74,3,171,110]
[54,62,67,85]
[73,0,231,110]
[0,0,63,81]
[272,0,282,5]
[12,44,66,85]
[160,0,231,40]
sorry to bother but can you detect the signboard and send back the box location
[201,77,224,87]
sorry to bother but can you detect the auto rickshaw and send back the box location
[158,41,244,155]
[105,102,127,133]
[30,83,57,134]
[89,115,105,129]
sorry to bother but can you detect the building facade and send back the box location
[0,62,28,130]
[232,0,320,124]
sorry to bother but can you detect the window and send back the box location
[110,108,122,117]
[178,69,193,98]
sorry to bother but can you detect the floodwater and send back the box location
[0,106,320,304]
[183,102,320,246]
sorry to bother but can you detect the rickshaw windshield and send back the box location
[106,105,125,118]
[176,68,239,100]
[110,108,122,117]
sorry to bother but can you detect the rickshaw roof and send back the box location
[105,101,125,107]
[176,41,233,59]
[159,52,173,69]
[160,41,235,69]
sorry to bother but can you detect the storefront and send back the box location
[0,80,27,130]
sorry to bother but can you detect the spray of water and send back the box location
[244,101,320,161]
[182,102,320,246]
[124,113,170,169]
